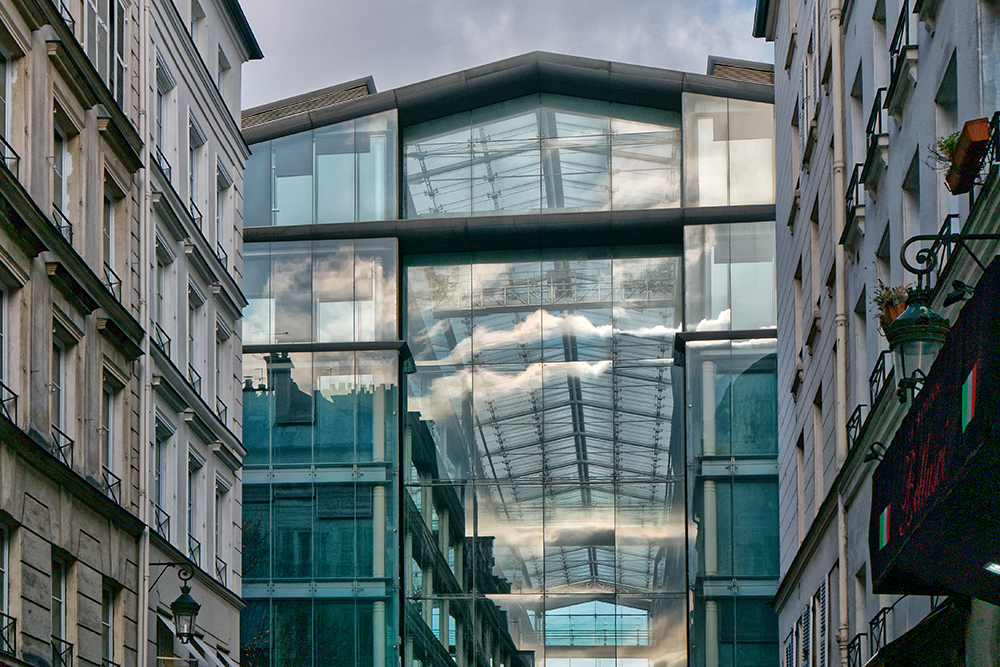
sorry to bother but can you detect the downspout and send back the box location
[137,0,152,666]
[828,0,850,666]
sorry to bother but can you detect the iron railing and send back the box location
[898,214,967,292]
[0,134,19,179]
[0,379,16,423]
[216,241,228,269]
[216,396,227,423]
[103,263,122,300]
[847,632,867,667]
[51,206,73,244]
[888,0,918,91]
[52,636,73,667]
[103,660,122,667]
[188,534,201,565]
[216,555,227,586]
[152,321,171,357]
[0,611,14,655]
[151,502,170,540]
[102,465,121,504]
[190,200,203,231]
[154,145,172,181]
[869,605,893,656]
[846,162,865,221]
[869,350,892,408]
[51,425,74,468]
[847,403,867,451]
[864,88,888,179]
[54,0,75,31]
[188,364,202,393]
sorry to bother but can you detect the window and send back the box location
[152,417,174,540]
[189,119,206,228]
[188,453,203,564]
[216,161,232,264]
[51,340,64,430]
[101,585,114,664]
[190,0,205,43]
[0,526,7,616]
[101,384,113,469]
[153,236,176,356]
[0,51,9,146]
[217,46,230,97]
[51,558,66,640]
[215,477,230,584]
[52,128,67,213]
[188,282,205,393]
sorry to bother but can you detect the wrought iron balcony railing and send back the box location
[51,425,74,468]
[216,396,227,423]
[190,200,203,231]
[888,0,918,94]
[216,241,228,269]
[868,350,892,408]
[103,660,122,667]
[188,533,201,566]
[53,0,75,31]
[0,134,19,179]
[152,321,171,357]
[103,263,122,301]
[102,465,121,504]
[52,636,73,667]
[51,205,73,244]
[869,604,893,656]
[188,364,202,393]
[151,502,170,540]
[154,145,172,181]
[216,555,227,586]
[0,611,14,655]
[0,379,16,423]
[846,163,865,221]
[847,632,867,667]
[846,403,867,452]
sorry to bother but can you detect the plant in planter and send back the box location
[927,131,961,171]
[873,279,910,330]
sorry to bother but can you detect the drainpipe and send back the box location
[137,0,152,666]
[828,0,850,665]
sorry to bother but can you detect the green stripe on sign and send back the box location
[879,505,890,550]
[963,364,977,433]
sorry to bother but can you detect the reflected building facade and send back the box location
[239,53,779,667]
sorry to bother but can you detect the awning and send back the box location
[869,257,1000,604]
[864,598,968,666]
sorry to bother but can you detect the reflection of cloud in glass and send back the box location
[413,360,612,422]
[693,308,730,331]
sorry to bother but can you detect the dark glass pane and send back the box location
[272,484,313,579]
[732,481,779,577]
[241,600,271,667]
[269,352,313,465]
[244,142,271,227]
[273,599,311,667]
[243,485,271,582]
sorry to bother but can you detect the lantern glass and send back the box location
[894,338,942,382]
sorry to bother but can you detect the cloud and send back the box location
[239,0,771,109]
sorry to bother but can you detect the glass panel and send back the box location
[241,600,271,667]
[356,111,397,221]
[314,483,373,578]
[272,133,313,226]
[272,484,312,579]
[612,118,682,210]
[273,599,311,666]
[314,599,375,667]
[269,352,313,466]
[243,244,272,345]
[683,94,729,207]
[242,485,270,581]
[315,121,356,225]
[728,100,775,206]
[244,141,271,227]
[616,482,686,594]
[543,484,616,593]
[271,241,313,343]
[313,241,357,343]
[355,239,398,341]
[314,352,357,464]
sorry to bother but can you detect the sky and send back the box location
[238,0,774,111]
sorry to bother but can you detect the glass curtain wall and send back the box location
[244,110,398,227]
[403,95,682,217]
[241,239,400,667]
[404,248,688,667]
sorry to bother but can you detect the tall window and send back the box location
[0,52,9,143]
[101,585,114,664]
[188,283,204,393]
[188,453,202,564]
[101,385,113,471]
[52,128,67,213]
[84,0,126,106]
[155,83,165,150]
[103,196,114,269]
[0,526,7,616]
[153,435,164,509]
[50,341,64,430]
[51,558,65,640]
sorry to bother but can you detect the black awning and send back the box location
[865,598,969,667]
[869,258,1000,604]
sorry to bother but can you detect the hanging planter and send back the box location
[945,117,991,194]
[874,280,910,331]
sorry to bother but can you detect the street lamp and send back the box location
[170,569,201,644]
[884,287,950,402]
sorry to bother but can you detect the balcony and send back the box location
[862,88,890,189]
[846,403,868,452]
[216,555,227,586]
[152,321,171,357]
[104,660,122,667]
[53,0,75,31]
[887,0,919,116]
[188,364,202,393]
[51,205,74,244]
[216,396,227,423]
[50,425,74,468]
[0,380,16,423]
[842,163,866,252]
[52,636,73,667]
[0,134,19,179]
[102,465,121,504]
[103,263,122,301]
[188,534,201,565]
[0,611,14,655]
[154,145,172,181]
[151,502,170,540]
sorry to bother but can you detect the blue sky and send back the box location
[239,0,773,110]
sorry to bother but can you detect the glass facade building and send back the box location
[240,53,777,667]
